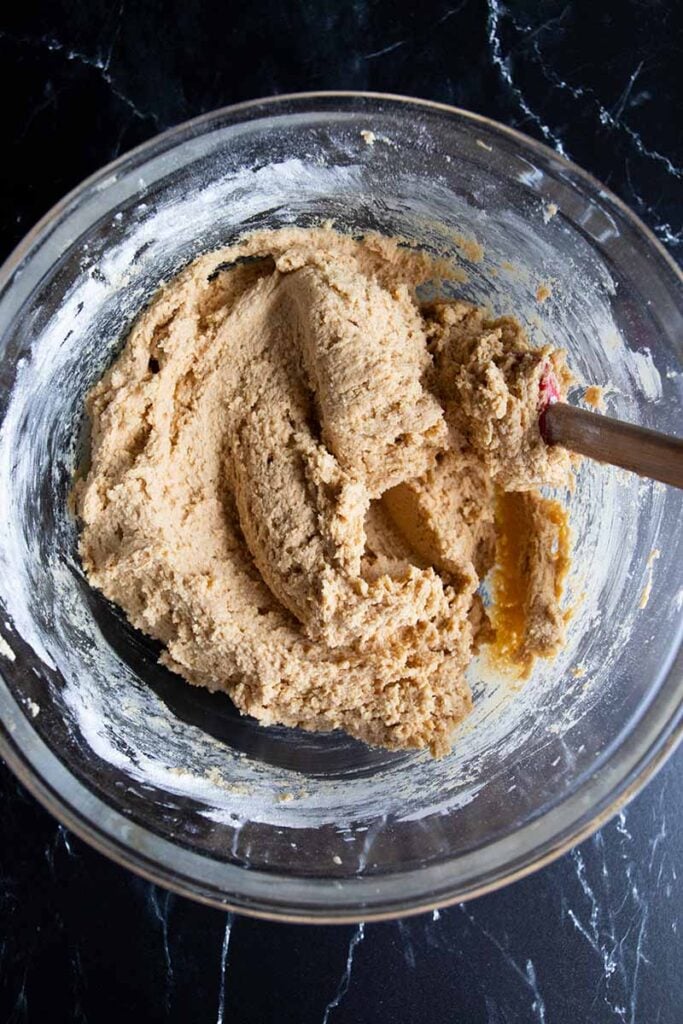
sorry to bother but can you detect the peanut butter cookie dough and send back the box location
[75,227,573,756]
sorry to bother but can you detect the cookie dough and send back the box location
[75,227,572,756]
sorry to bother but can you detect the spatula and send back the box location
[539,373,683,490]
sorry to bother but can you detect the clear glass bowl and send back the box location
[0,93,681,923]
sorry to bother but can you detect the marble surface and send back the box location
[2,756,681,1022]
[0,1,681,1021]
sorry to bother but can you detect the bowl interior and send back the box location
[0,95,681,917]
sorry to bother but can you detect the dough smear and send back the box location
[75,227,573,756]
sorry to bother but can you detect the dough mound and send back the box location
[76,228,571,756]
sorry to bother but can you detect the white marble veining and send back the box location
[321,924,365,1024]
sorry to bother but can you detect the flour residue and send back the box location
[0,634,16,662]
[625,348,662,401]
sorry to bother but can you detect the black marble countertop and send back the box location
[1,2,681,1021]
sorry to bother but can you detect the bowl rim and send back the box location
[1,89,681,923]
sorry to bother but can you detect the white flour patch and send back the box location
[625,348,662,401]
[0,634,16,661]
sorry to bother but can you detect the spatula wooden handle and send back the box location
[541,402,683,490]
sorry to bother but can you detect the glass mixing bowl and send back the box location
[0,93,681,923]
